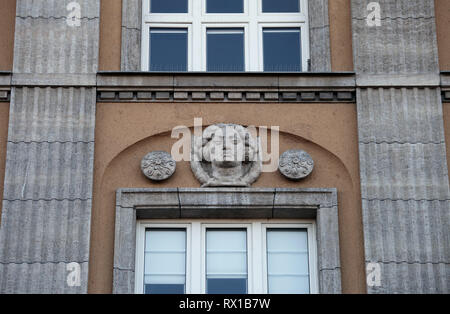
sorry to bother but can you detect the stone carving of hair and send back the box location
[191,123,262,186]
[201,123,258,163]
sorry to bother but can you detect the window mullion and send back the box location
[192,0,202,71]
[251,222,264,293]
[248,0,258,71]
[246,225,253,293]
[135,223,146,294]
[190,222,202,293]
[308,224,319,294]
[301,25,310,72]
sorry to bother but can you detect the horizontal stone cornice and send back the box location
[2,72,450,103]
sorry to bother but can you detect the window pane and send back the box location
[207,0,243,13]
[207,28,245,72]
[206,229,248,294]
[150,0,188,13]
[150,28,188,71]
[207,279,247,294]
[145,284,185,294]
[144,229,186,294]
[263,28,301,72]
[267,229,310,294]
[262,0,300,13]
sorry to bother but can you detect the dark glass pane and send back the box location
[150,0,188,13]
[263,28,301,72]
[262,0,299,12]
[207,279,247,294]
[207,0,243,13]
[150,28,188,71]
[207,29,244,72]
[145,284,185,294]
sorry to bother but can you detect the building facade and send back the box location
[0,0,449,294]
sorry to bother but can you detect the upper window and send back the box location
[141,0,310,72]
[135,220,318,294]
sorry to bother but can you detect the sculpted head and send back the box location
[191,124,261,187]
[202,124,256,168]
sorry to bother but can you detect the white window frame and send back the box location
[141,0,310,71]
[135,219,318,294]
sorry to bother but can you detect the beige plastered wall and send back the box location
[0,103,9,223]
[99,0,122,71]
[435,1,450,205]
[0,0,15,71]
[0,0,14,222]
[91,0,363,294]
[435,0,450,70]
[88,102,366,294]
[329,0,353,71]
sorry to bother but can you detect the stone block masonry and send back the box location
[352,0,450,293]
[0,0,100,294]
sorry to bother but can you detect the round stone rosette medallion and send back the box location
[278,150,314,180]
[141,151,176,181]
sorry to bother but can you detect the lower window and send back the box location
[135,220,318,294]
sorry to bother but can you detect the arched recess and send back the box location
[88,128,366,294]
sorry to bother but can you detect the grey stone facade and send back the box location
[0,0,100,293]
[121,0,142,71]
[352,0,450,293]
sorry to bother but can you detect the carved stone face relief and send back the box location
[191,124,262,187]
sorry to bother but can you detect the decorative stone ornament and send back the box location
[191,124,262,187]
[278,150,314,180]
[141,151,176,181]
